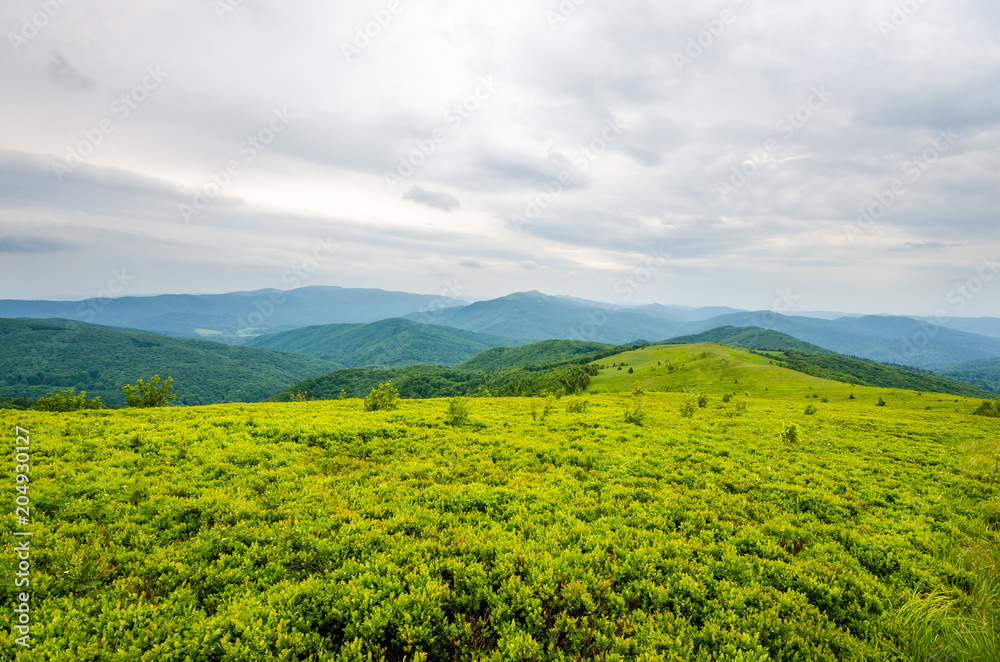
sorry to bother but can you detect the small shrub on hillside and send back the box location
[728,398,748,417]
[782,424,800,445]
[624,401,646,426]
[445,397,470,426]
[681,395,697,418]
[338,389,347,400]
[363,381,400,412]
[722,394,733,403]
[540,396,556,421]
[34,389,103,412]
[289,391,309,402]
[877,398,887,407]
[849,393,856,400]
[697,394,708,408]
[628,367,634,374]
[973,400,1000,418]
[632,381,645,396]
[805,405,817,415]
[566,398,588,414]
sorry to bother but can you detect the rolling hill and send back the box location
[0,318,340,406]
[684,313,1000,367]
[586,343,997,401]
[247,318,525,368]
[0,286,464,341]
[408,291,1000,368]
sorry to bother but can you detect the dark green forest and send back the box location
[0,318,339,406]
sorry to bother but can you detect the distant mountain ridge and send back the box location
[4,286,1000,370]
[0,286,464,341]
[247,319,525,368]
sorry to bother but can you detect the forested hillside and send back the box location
[0,318,339,406]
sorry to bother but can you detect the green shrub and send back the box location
[123,375,176,408]
[782,424,800,445]
[34,389,103,412]
[624,401,646,426]
[681,395,697,418]
[805,405,817,415]
[697,393,709,408]
[445,397,470,426]
[973,400,1000,418]
[877,398,887,407]
[363,381,400,412]
[566,398,588,414]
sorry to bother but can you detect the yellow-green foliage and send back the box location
[1,390,997,660]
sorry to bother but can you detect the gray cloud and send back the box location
[0,0,997,314]
[48,51,95,90]
[402,186,461,212]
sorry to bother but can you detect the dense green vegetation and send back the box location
[0,318,340,406]
[273,363,596,402]
[933,357,1000,394]
[248,319,524,368]
[664,326,835,354]
[2,385,997,659]
[457,340,616,371]
[275,341,644,402]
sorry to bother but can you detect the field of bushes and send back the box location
[2,384,998,660]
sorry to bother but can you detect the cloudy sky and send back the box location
[1,0,998,316]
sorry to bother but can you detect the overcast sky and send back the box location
[1,0,998,316]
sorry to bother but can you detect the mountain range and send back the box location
[0,286,465,341]
[3,286,1000,399]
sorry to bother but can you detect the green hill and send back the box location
[664,325,835,354]
[586,343,996,403]
[457,339,616,371]
[0,318,340,406]
[247,318,525,368]
[768,349,997,399]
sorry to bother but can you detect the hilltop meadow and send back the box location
[2,341,998,660]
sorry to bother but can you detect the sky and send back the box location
[1,0,999,317]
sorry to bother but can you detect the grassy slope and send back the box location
[2,392,996,659]
[247,318,525,368]
[0,318,340,406]
[587,343,994,406]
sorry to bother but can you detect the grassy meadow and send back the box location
[2,347,998,660]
